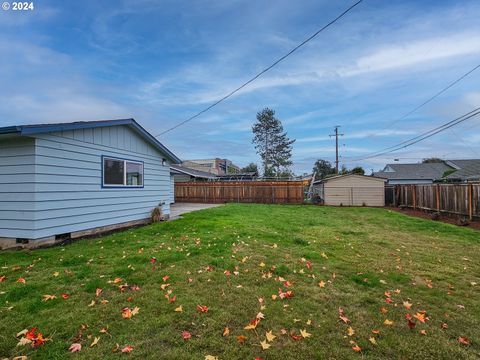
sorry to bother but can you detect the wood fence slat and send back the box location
[394,184,480,218]
[174,181,305,204]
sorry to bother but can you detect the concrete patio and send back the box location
[169,203,222,220]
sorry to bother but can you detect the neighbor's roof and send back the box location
[373,163,452,180]
[444,159,480,180]
[170,164,217,179]
[314,174,386,184]
[0,118,181,163]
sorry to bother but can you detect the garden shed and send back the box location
[0,119,181,249]
[314,174,386,206]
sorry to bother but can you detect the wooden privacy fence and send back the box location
[174,181,305,204]
[394,184,480,219]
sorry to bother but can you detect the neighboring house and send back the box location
[170,164,217,182]
[443,159,480,182]
[0,119,181,249]
[373,162,453,184]
[374,160,480,184]
[313,174,386,206]
[182,158,240,175]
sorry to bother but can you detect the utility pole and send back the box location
[329,126,344,174]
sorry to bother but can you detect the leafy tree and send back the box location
[422,157,443,163]
[312,159,335,180]
[252,108,295,177]
[240,163,259,174]
[349,166,365,175]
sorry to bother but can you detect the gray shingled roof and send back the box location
[170,164,217,179]
[444,160,480,180]
[373,163,453,180]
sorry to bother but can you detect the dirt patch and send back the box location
[389,206,480,231]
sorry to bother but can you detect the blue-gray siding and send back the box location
[0,125,172,240]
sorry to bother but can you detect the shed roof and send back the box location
[0,118,181,163]
[314,174,386,184]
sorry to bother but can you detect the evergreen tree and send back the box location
[252,108,295,177]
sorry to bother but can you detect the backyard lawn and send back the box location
[0,204,479,359]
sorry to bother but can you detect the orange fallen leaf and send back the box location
[16,278,26,284]
[352,344,361,352]
[318,280,326,288]
[347,327,355,336]
[42,294,56,302]
[403,301,412,310]
[237,335,247,343]
[121,345,134,353]
[222,327,230,337]
[414,312,426,323]
[197,305,209,313]
[458,337,470,345]
[96,288,103,297]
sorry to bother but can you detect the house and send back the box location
[374,160,480,184]
[181,158,240,175]
[313,174,386,206]
[170,164,217,182]
[443,159,480,182]
[0,119,181,249]
[373,162,453,184]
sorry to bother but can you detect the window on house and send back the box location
[103,157,143,187]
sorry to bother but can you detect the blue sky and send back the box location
[1,0,479,174]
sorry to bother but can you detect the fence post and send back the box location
[469,183,473,220]
[412,185,417,210]
[436,184,440,212]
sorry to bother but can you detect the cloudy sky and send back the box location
[1,0,479,174]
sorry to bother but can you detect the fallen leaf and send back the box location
[42,294,56,301]
[347,327,355,336]
[197,305,209,313]
[260,340,271,350]
[205,356,218,360]
[222,327,230,337]
[16,278,26,284]
[300,329,311,338]
[265,330,276,342]
[96,288,103,297]
[90,336,100,347]
[369,337,377,345]
[53,271,59,277]
[121,345,134,353]
[458,337,470,345]
[318,280,326,288]
[403,301,412,310]
[175,305,183,312]
[414,312,426,323]
[182,331,192,340]
[237,335,247,343]
[352,344,361,352]
[383,319,394,326]
[62,293,70,299]
[69,343,82,353]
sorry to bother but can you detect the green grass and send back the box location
[0,204,479,359]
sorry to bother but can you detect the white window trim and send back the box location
[102,157,144,188]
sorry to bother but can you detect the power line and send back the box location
[382,63,480,129]
[346,107,480,161]
[155,0,364,137]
